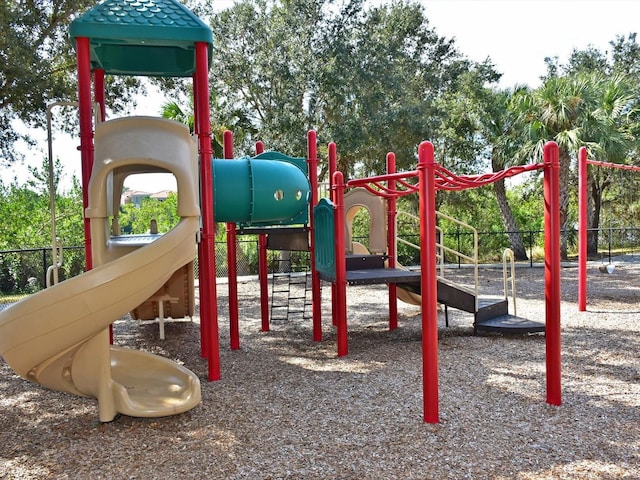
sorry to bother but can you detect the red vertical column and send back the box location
[195,42,220,381]
[255,141,270,332]
[75,37,94,272]
[93,69,106,123]
[307,131,322,341]
[543,141,562,406]
[333,171,348,356]
[418,141,439,423]
[577,147,588,312]
[224,131,240,350]
[386,153,398,330]
[328,143,338,327]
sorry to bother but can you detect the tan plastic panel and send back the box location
[343,187,386,254]
[131,261,195,320]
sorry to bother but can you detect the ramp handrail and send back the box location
[397,210,479,310]
[502,248,517,316]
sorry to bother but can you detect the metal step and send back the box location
[475,298,509,323]
[475,314,545,334]
[396,275,542,334]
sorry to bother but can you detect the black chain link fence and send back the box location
[3,228,639,298]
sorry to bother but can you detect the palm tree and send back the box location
[511,75,592,259]
[580,73,638,254]
[511,73,638,259]
[160,100,224,157]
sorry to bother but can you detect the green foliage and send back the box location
[0,158,84,293]
[207,0,492,177]
[118,193,180,234]
[508,178,544,233]
[0,1,144,166]
[350,208,373,250]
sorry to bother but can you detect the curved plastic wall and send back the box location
[212,157,310,225]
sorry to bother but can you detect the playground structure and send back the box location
[0,0,564,425]
[329,154,544,337]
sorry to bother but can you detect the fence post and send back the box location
[42,248,47,287]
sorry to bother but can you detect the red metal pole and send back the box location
[387,152,398,330]
[195,42,220,381]
[578,147,588,312]
[333,171,348,356]
[192,72,208,358]
[328,142,338,327]
[75,37,94,272]
[418,141,439,423]
[93,69,106,123]
[307,131,323,341]
[253,140,271,333]
[543,141,562,406]
[224,130,240,350]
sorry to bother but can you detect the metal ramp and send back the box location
[402,276,543,334]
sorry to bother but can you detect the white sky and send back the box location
[423,0,640,89]
[4,0,640,191]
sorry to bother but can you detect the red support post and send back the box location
[75,37,94,272]
[93,69,106,123]
[328,142,338,327]
[543,141,562,406]
[194,41,220,381]
[578,147,588,312]
[386,153,398,330]
[224,130,240,350]
[418,141,440,423]
[333,171,348,356]
[254,141,270,332]
[307,131,323,341]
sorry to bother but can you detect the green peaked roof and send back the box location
[70,0,213,77]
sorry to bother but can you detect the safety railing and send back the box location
[396,210,479,309]
[502,248,517,316]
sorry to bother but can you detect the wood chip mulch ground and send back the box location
[1,259,639,479]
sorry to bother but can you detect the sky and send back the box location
[5,0,640,192]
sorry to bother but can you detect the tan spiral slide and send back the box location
[0,117,202,422]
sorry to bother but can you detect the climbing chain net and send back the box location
[346,162,545,198]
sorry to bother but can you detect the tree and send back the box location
[482,86,531,260]
[0,156,84,291]
[510,76,593,259]
[0,1,144,166]
[207,0,483,179]
[119,194,180,235]
[544,37,640,255]
[511,70,640,259]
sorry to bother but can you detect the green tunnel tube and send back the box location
[212,157,310,225]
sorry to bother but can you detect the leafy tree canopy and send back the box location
[207,0,500,178]
[0,1,145,167]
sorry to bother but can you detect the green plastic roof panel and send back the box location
[69,0,213,77]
